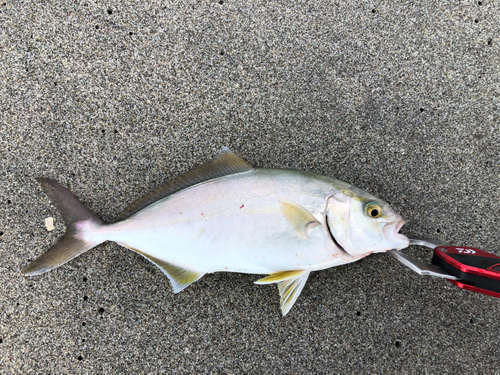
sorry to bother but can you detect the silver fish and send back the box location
[22,148,409,315]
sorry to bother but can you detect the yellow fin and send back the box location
[123,245,204,293]
[279,199,320,238]
[255,270,310,315]
[254,270,307,284]
[277,272,310,316]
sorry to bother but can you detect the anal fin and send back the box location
[123,245,204,293]
[255,270,310,316]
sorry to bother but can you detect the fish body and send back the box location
[94,169,357,275]
[23,148,409,315]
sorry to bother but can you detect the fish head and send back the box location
[325,186,409,256]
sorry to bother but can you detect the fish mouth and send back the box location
[383,218,406,241]
[382,218,409,251]
[395,219,406,235]
[325,214,348,254]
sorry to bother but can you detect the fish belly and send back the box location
[101,169,352,274]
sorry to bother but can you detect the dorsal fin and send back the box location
[116,147,253,220]
[122,244,205,293]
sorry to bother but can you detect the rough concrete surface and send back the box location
[1,0,499,373]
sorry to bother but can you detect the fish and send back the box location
[22,147,409,315]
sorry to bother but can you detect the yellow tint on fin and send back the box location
[123,245,205,293]
[254,270,310,316]
[279,199,320,238]
[277,272,310,316]
[254,270,307,284]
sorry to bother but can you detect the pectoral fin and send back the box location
[279,199,320,238]
[255,270,310,316]
[123,245,204,293]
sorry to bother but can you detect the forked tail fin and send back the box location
[22,178,105,276]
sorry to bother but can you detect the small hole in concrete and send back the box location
[220,51,224,56]
[396,106,399,110]
[82,339,85,342]
[77,355,83,361]
[0,231,3,236]
[101,129,105,134]
[219,0,223,4]
[372,9,376,13]
[395,340,401,348]
[95,25,99,30]
[83,296,88,301]
[7,200,12,204]
[356,311,361,316]
[0,338,3,343]
[469,318,474,323]
[16,302,19,306]
[83,277,88,282]
[114,129,118,134]
[420,108,424,112]
[54,82,58,86]
[107,9,112,15]
[129,32,133,36]
[82,322,86,326]
[487,38,492,45]
[478,1,482,4]
[436,228,441,233]
[98,307,105,314]
[475,19,479,23]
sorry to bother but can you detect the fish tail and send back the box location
[22,178,106,276]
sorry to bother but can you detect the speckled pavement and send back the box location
[1,0,499,373]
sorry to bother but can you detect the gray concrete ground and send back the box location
[1,0,499,373]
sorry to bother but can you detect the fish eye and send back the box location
[365,202,382,218]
